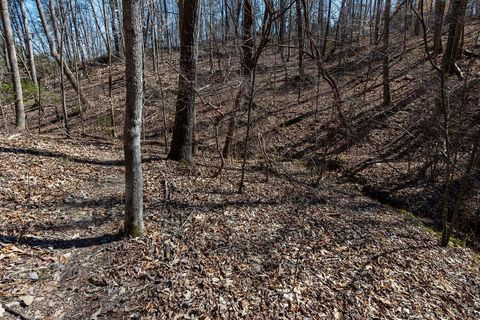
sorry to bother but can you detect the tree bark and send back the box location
[1,0,25,130]
[223,0,255,159]
[296,0,305,77]
[441,0,467,75]
[123,0,145,237]
[18,0,38,103]
[322,0,332,55]
[374,0,382,44]
[382,0,391,106]
[433,0,446,63]
[110,0,121,55]
[414,0,422,36]
[167,0,200,162]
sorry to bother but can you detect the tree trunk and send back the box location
[103,0,116,137]
[322,0,332,55]
[382,0,391,106]
[1,0,25,130]
[374,0,382,44]
[167,0,200,162]
[18,0,38,103]
[414,0,422,36]
[317,0,324,44]
[441,0,467,75]
[223,0,255,159]
[433,0,446,63]
[110,0,121,55]
[35,0,92,109]
[123,0,145,237]
[296,0,305,78]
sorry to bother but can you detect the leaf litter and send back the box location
[0,134,479,319]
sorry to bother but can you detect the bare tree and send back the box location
[373,0,382,44]
[223,0,256,159]
[18,0,38,103]
[432,0,446,63]
[441,0,467,76]
[167,0,201,162]
[110,0,122,56]
[414,0,422,36]
[34,0,92,109]
[439,0,468,247]
[382,0,391,107]
[296,0,305,78]
[1,0,25,130]
[322,0,332,55]
[123,0,145,237]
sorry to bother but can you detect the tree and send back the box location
[433,0,446,63]
[109,0,122,56]
[167,0,200,162]
[123,0,145,237]
[18,0,39,104]
[441,0,467,76]
[439,0,468,247]
[1,0,25,130]
[223,0,255,159]
[322,0,332,55]
[296,0,305,78]
[34,0,92,110]
[373,0,382,44]
[382,0,391,107]
[414,0,422,36]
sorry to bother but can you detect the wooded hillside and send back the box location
[0,0,479,318]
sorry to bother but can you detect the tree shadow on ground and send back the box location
[0,232,123,249]
[0,146,164,166]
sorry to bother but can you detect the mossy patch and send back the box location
[397,208,465,247]
[1,79,37,99]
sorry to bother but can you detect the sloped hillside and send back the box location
[0,134,479,319]
[1,14,480,320]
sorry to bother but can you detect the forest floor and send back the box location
[2,23,480,319]
[0,134,479,319]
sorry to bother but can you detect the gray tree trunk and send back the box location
[34,0,92,109]
[1,0,25,130]
[123,0,145,237]
[374,0,382,44]
[322,0,332,55]
[18,0,38,103]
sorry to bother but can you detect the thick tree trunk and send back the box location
[1,0,25,130]
[441,0,467,75]
[168,0,200,162]
[123,0,145,237]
